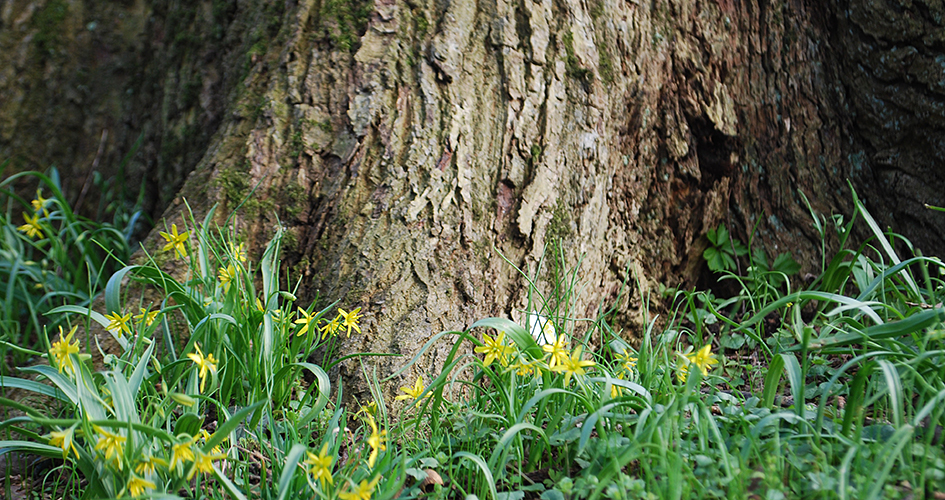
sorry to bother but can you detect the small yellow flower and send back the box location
[230,241,247,262]
[319,314,343,339]
[395,376,432,405]
[187,343,218,393]
[170,435,197,469]
[93,425,126,470]
[677,363,690,384]
[127,474,157,497]
[49,325,80,374]
[159,223,189,258]
[187,448,226,480]
[31,190,51,216]
[17,212,44,239]
[550,345,596,386]
[295,307,317,337]
[510,357,543,377]
[358,401,378,417]
[135,454,168,476]
[615,350,638,374]
[474,331,515,367]
[218,264,237,292]
[48,425,79,459]
[339,477,381,500]
[134,308,160,328]
[542,334,570,369]
[104,310,133,338]
[339,307,362,337]
[686,344,719,377]
[304,443,334,487]
[364,414,387,468]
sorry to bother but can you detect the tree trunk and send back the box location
[3,0,944,402]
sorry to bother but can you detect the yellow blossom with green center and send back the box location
[365,414,387,468]
[187,448,226,480]
[93,425,126,470]
[104,310,133,337]
[135,454,168,476]
[127,474,157,497]
[550,345,596,386]
[339,477,381,500]
[542,334,570,369]
[319,314,342,338]
[31,190,51,216]
[615,350,637,373]
[218,264,237,292]
[187,343,218,393]
[230,241,247,262]
[686,344,718,377]
[170,435,197,469]
[339,307,362,337]
[159,223,189,258]
[17,212,44,239]
[474,331,514,367]
[134,308,159,328]
[395,376,432,405]
[295,307,317,337]
[49,325,80,374]
[511,356,543,377]
[304,443,334,487]
[48,425,79,459]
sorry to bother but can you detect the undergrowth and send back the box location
[0,174,943,500]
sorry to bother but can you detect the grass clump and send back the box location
[0,167,132,374]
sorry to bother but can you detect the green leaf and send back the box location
[277,443,307,500]
[205,400,265,451]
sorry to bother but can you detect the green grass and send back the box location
[2,183,945,499]
[0,167,133,374]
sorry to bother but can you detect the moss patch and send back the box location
[31,0,69,56]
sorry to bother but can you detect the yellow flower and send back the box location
[230,241,247,262]
[49,325,80,374]
[677,363,690,384]
[126,474,157,497]
[339,477,381,500]
[357,401,378,418]
[542,334,570,369]
[218,264,237,292]
[187,343,218,393]
[134,307,160,328]
[295,307,317,337]
[319,314,342,339]
[615,350,638,374]
[686,344,719,377]
[93,425,126,470]
[187,448,226,480]
[17,212,44,239]
[550,345,596,386]
[510,357,543,377]
[48,425,79,459]
[135,454,168,476]
[159,223,189,258]
[31,190,51,216]
[395,376,431,405]
[474,331,514,367]
[104,310,133,338]
[339,307,362,337]
[170,435,197,469]
[364,414,387,468]
[304,443,334,487]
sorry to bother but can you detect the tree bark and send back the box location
[3,0,943,402]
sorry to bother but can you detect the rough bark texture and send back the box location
[2,0,943,403]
